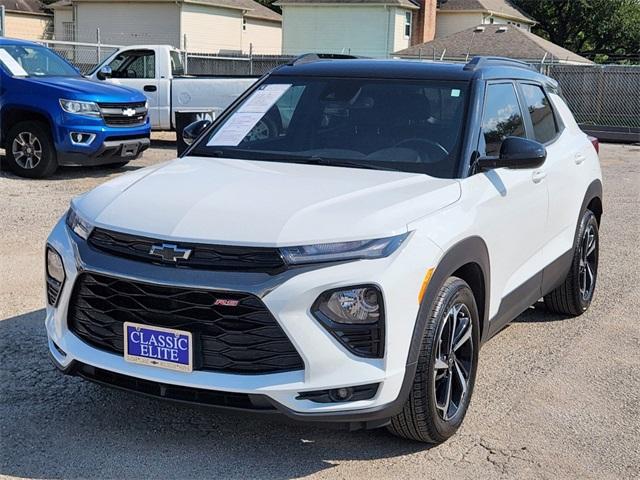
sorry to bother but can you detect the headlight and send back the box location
[312,285,385,357]
[66,206,93,240]
[317,286,382,324]
[59,99,101,117]
[46,246,65,306]
[280,233,408,265]
[46,247,65,284]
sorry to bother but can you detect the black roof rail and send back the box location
[287,53,361,66]
[463,56,535,72]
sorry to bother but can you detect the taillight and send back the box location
[588,135,600,155]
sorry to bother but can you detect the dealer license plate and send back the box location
[123,322,193,372]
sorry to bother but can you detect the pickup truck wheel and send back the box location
[7,122,57,178]
[388,277,479,443]
[544,210,599,316]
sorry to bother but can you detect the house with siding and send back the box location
[0,0,52,40]
[275,0,535,57]
[49,0,282,54]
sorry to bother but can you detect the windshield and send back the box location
[192,76,470,178]
[0,45,80,77]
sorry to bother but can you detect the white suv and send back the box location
[46,56,602,443]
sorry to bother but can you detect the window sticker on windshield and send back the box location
[207,112,265,146]
[0,49,28,77]
[238,84,292,114]
[207,84,292,146]
[451,89,461,98]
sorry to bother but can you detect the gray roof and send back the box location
[47,0,72,8]
[394,24,592,64]
[438,0,535,23]
[0,0,48,14]
[190,0,281,21]
[275,0,420,9]
[48,0,281,21]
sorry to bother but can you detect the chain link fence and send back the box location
[544,64,640,138]
[40,40,120,74]
[184,51,293,76]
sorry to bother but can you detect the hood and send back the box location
[76,157,461,247]
[22,76,145,103]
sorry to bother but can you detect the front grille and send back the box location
[74,362,276,411]
[88,228,287,273]
[68,273,305,374]
[98,102,147,127]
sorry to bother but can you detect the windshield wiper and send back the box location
[302,156,404,172]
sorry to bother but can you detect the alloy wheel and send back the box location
[579,223,597,301]
[12,132,42,169]
[433,303,473,421]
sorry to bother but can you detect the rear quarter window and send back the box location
[521,83,558,144]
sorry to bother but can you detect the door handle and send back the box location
[144,85,157,92]
[532,170,547,184]
[575,153,586,165]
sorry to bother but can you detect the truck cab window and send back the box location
[481,83,526,156]
[170,51,185,77]
[108,50,155,79]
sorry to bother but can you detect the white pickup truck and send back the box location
[89,45,258,132]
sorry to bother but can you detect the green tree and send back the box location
[512,0,640,63]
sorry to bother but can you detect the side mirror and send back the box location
[96,65,113,81]
[477,137,547,171]
[182,119,212,146]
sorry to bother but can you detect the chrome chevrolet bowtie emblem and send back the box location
[149,244,192,262]
[122,108,137,117]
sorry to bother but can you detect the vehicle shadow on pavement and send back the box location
[513,302,573,323]
[0,310,429,480]
[0,157,147,181]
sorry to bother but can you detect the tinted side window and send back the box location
[481,83,526,156]
[521,83,558,143]
[109,50,155,79]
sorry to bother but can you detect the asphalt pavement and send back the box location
[1,139,638,480]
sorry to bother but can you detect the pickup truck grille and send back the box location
[68,273,305,374]
[88,228,287,273]
[98,102,147,127]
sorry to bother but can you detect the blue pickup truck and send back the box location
[0,38,150,178]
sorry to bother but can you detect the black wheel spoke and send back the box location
[433,302,473,422]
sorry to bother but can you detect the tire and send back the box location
[544,210,599,316]
[388,277,480,443]
[6,121,58,178]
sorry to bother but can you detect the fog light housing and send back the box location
[296,384,379,403]
[70,132,96,146]
[312,285,385,357]
[46,246,65,306]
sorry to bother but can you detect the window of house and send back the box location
[481,83,526,156]
[520,83,558,144]
[405,12,412,38]
[108,50,155,79]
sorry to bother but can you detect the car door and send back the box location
[518,82,587,269]
[466,81,549,325]
[105,49,160,128]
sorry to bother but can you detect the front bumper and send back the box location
[54,114,151,166]
[45,217,442,425]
